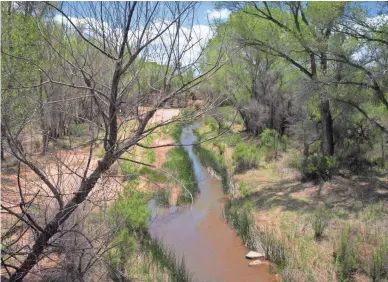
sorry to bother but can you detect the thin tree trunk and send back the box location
[320,95,334,156]
[39,74,48,155]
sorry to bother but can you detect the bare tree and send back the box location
[1,2,222,281]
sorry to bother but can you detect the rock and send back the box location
[248,260,263,266]
[246,251,265,259]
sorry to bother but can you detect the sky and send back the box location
[54,1,385,66]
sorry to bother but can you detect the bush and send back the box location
[298,154,338,181]
[233,142,260,173]
[311,207,329,239]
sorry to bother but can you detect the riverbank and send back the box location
[193,114,388,282]
[148,123,274,282]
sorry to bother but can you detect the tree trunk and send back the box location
[39,74,48,155]
[1,125,5,161]
[320,96,334,156]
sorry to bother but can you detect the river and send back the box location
[148,124,273,282]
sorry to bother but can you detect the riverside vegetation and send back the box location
[1,2,388,281]
[193,112,388,282]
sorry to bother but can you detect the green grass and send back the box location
[224,200,255,248]
[139,167,168,183]
[163,147,198,204]
[193,143,231,194]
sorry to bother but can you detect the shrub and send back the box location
[311,207,329,239]
[233,142,260,173]
[259,129,288,160]
[298,154,338,181]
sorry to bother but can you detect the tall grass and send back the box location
[144,238,194,282]
[224,201,255,248]
[368,241,388,282]
[335,226,358,281]
[163,147,198,204]
[258,226,288,268]
[311,207,329,239]
[193,144,231,194]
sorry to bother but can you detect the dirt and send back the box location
[138,107,180,124]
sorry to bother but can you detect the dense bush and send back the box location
[298,154,338,181]
[233,142,260,173]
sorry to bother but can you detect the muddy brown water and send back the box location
[148,124,273,282]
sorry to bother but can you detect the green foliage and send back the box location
[146,149,156,163]
[107,188,150,269]
[259,226,288,268]
[368,241,388,282]
[239,181,251,197]
[311,207,329,239]
[139,167,167,183]
[193,144,230,194]
[145,238,193,282]
[298,154,338,181]
[154,187,171,207]
[69,123,89,137]
[336,226,358,281]
[259,129,288,161]
[163,147,198,204]
[233,142,260,173]
[122,161,139,181]
[163,123,183,143]
[224,201,255,248]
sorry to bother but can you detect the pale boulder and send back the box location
[249,260,263,266]
[246,251,265,259]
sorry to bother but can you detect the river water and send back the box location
[148,124,273,282]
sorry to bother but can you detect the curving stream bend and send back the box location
[148,124,273,282]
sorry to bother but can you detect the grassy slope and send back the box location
[194,114,388,282]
